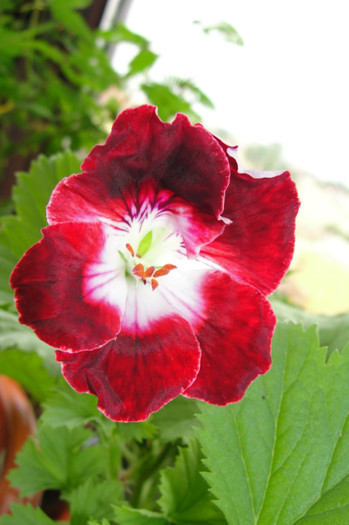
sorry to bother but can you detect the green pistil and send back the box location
[136,230,153,257]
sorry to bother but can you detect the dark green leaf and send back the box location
[196,323,349,524]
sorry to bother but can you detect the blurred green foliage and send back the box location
[0,0,213,187]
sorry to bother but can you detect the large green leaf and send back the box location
[196,323,349,525]
[0,151,81,305]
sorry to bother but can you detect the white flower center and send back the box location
[83,198,210,332]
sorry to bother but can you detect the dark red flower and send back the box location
[10,106,300,422]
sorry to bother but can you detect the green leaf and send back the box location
[158,439,226,525]
[112,506,168,525]
[137,230,153,257]
[141,83,199,122]
[98,23,149,47]
[151,396,200,443]
[0,152,81,305]
[9,424,108,497]
[0,503,55,525]
[41,381,104,429]
[196,323,349,524]
[69,479,122,525]
[197,21,244,45]
[0,307,59,376]
[126,49,158,77]
[117,420,157,442]
[49,0,92,41]
[87,518,114,525]
[0,348,56,401]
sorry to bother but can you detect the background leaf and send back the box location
[196,322,349,524]
[68,479,121,525]
[272,298,349,353]
[112,507,167,525]
[0,503,55,525]
[0,307,59,376]
[9,424,108,497]
[150,396,199,444]
[0,152,81,305]
[0,348,56,401]
[158,439,226,524]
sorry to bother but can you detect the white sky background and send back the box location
[114,0,349,187]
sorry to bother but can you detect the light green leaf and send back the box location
[0,503,55,525]
[9,424,108,497]
[0,308,59,376]
[0,348,56,401]
[272,298,349,353]
[98,24,149,47]
[198,21,244,45]
[158,439,226,525]
[196,323,349,525]
[141,83,199,122]
[69,479,122,525]
[126,49,158,77]
[112,506,168,525]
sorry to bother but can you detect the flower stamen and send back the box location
[126,243,135,257]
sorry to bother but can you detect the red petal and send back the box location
[183,271,275,405]
[10,222,122,351]
[56,315,201,422]
[201,142,300,295]
[47,106,230,226]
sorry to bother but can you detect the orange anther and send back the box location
[151,279,159,291]
[126,243,135,257]
[144,266,155,278]
[153,268,169,278]
[153,264,177,278]
[132,263,145,278]
[162,264,177,271]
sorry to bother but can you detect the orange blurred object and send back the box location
[0,375,41,515]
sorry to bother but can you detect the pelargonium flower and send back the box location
[10,105,299,422]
